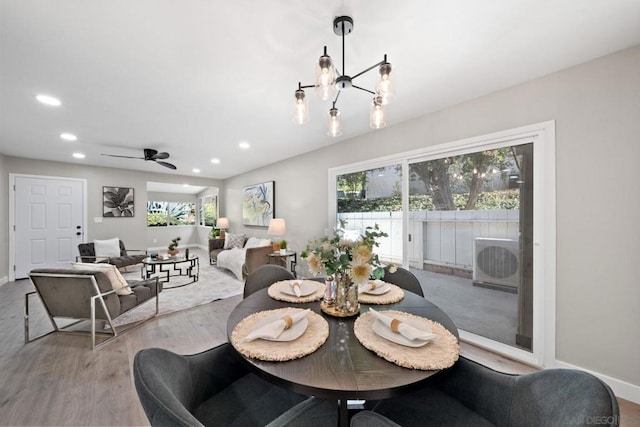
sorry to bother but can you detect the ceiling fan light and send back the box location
[327,107,342,137]
[315,46,336,100]
[370,96,387,129]
[293,87,308,124]
[377,61,395,105]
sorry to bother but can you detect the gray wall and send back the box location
[0,154,8,283]
[223,45,640,388]
[1,158,222,278]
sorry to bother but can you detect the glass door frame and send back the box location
[328,121,556,367]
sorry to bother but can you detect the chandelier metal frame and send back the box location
[293,16,394,137]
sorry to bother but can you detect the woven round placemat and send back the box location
[354,310,459,370]
[268,280,325,303]
[231,308,329,361]
[357,283,405,305]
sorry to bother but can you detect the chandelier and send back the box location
[293,16,395,137]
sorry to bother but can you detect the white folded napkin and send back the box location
[369,308,438,342]
[244,309,310,342]
[359,279,386,294]
[291,280,302,297]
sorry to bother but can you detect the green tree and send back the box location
[410,148,511,210]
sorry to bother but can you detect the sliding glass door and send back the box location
[408,143,533,351]
[329,121,555,366]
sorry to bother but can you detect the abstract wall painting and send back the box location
[242,181,274,226]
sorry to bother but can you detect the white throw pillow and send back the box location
[224,233,246,249]
[71,262,133,296]
[244,237,263,249]
[94,238,121,258]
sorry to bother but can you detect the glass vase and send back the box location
[334,273,359,315]
[323,275,335,305]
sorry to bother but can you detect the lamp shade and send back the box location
[370,96,386,129]
[327,107,342,137]
[216,217,229,229]
[377,61,395,105]
[267,218,286,236]
[293,87,308,124]
[315,46,336,101]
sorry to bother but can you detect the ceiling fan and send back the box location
[101,148,177,170]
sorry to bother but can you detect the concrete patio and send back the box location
[411,268,519,347]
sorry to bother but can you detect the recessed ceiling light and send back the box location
[36,94,61,106]
[192,168,200,173]
[211,158,220,164]
[238,142,250,150]
[183,184,189,187]
[60,133,77,141]
[72,152,85,159]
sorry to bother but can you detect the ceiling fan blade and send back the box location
[151,151,170,160]
[143,148,158,160]
[156,161,177,170]
[101,154,144,159]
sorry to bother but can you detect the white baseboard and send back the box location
[555,360,639,404]
[0,276,7,286]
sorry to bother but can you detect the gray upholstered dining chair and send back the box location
[134,343,336,427]
[350,356,619,427]
[382,267,424,297]
[244,264,294,298]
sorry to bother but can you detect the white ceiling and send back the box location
[2,1,640,179]
[147,182,208,195]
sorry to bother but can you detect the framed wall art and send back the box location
[103,186,135,217]
[242,181,274,226]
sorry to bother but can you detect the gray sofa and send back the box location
[77,239,146,269]
[209,236,274,280]
[26,268,161,349]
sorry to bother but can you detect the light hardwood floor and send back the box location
[0,273,638,426]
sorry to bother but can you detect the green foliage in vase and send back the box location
[301,222,395,285]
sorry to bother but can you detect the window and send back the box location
[199,195,218,226]
[147,201,196,226]
[336,164,403,265]
[329,121,555,367]
[408,144,533,351]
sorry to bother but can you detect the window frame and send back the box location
[328,121,556,367]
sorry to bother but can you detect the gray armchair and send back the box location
[26,268,161,349]
[382,267,424,297]
[134,344,336,426]
[351,356,619,427]
[77,239,146,270]
[244,264,295,298]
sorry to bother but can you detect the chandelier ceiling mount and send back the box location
[293,15,395,137]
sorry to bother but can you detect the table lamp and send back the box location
[216,217,229,239]
[267,218,286,252]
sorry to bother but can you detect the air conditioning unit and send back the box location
[473,238,520,293]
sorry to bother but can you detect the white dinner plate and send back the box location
[372,317,437,348]
[363,283,391,295]
[280,280,318,297]
[253,314,309,342]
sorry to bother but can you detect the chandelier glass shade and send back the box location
[293,16,394,137]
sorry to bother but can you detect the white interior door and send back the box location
[14,176,85,279]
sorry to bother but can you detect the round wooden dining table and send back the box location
[226,287,459,427]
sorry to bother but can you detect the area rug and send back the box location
[113,264,244,327]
